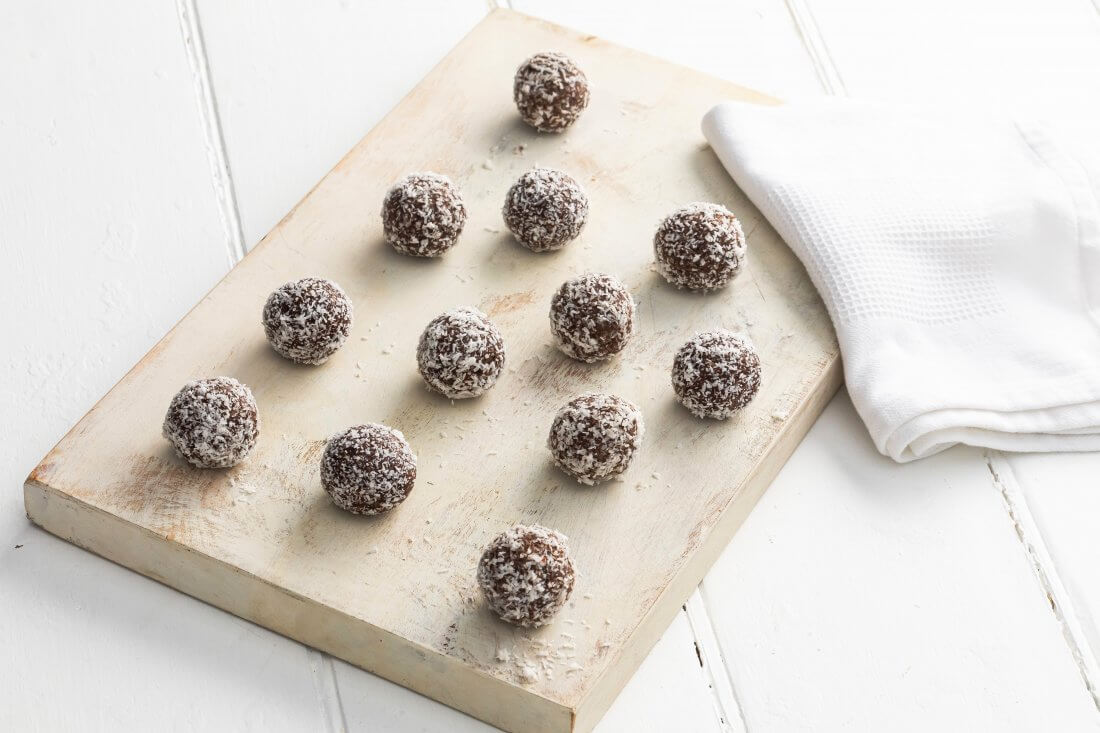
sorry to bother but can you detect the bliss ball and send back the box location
[672,330,762,419]
[513,52,590,133]
[163,377,259,469]
[550,273,635,362]
[503,168,588,252]
[477,524,576,628]
[321,423,416,515]
[382,172,467,257]
[548,393,644,485]
[262,277,353,365]
[417,307,505,399]
[654,203,747,290]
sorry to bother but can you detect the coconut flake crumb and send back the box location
[518,662,539,683]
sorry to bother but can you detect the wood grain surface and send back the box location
[23,10,840,732]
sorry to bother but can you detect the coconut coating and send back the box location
[550,273,635,362]
[654,202,747,290]
[548,393,644,485]
[320,424,416,515]
[262,277,353,365]
[513,52,590,133]
[477,524,576,628]
[503,168,588,252]
[672,331,762,419]
[417,307,505,399]
[162,377,259,469]
[382,172,467,257]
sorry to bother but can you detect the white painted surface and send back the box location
[702,393,1097,731]
[4,1,1100,731]
[196,0,488,248]
[1004,451,1100,700]
[509,0,824,101]
[0,1,230,544]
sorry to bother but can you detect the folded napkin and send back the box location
[702,99,1100,461]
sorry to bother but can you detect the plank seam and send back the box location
[174,3,349,726]
[782,0,848,96]
[684,590,749,733]
[986,451,1100,715]
[308,647,350,733]
[779,0,1100,719]
[175,0,248,265]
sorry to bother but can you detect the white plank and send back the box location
[803,0,1100,712]
[0,1,231,542]
[330,653,497,733]
[0,2,327,730]
[0,527,327,731]
[700,391,1099,731]
[804,0,1100,139]
[1003,451,1100,692]
[597,610,725,733]
[195,0,488,248]
[511,0,824,101]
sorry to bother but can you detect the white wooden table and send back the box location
[3,2,1099,730]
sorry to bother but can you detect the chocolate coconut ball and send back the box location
[417,307,505,399]
[163,377,259,469]
[548,393,644,485]
[513,52,590,133]
[503,168,588,252]
[477,524,576,628]
[550,273,635,362]
[672,330,762,419]
[382,172,467,257]
[262,277,353,365]
[654,203,747,290]
[320,423,416,515]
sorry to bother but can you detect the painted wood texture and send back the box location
[23,10,840,732]
[0,3,324,731]
[7,1,1100,731]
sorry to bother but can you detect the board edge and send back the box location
[23,476,575,733]
[572,355,843,731]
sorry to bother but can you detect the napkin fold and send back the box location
[702,99,1100,461]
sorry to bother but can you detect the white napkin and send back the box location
[702,99,1100,461]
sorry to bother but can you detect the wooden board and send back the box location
[23,10,840,732]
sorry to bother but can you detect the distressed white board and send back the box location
[23,9,840,732]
